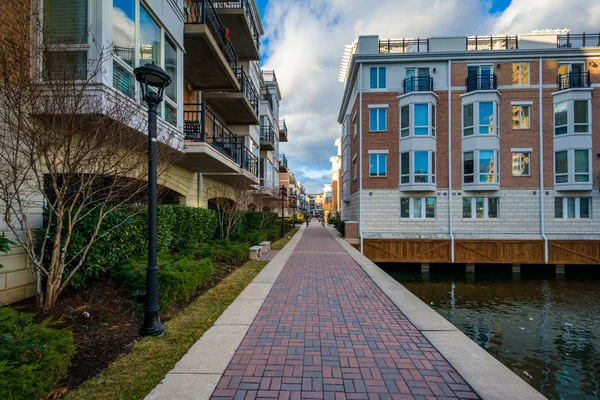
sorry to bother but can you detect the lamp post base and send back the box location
[140,315,164,337]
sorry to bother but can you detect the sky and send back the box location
[256,0,600,193]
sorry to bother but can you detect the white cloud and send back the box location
[260,0,600,193]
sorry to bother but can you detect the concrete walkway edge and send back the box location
[145,226,306,400]
[328,226,545,400]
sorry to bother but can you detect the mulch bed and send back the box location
[12,261,244,394]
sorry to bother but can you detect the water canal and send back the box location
[379,263,600,400]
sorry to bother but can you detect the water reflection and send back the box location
[380,264,600,400]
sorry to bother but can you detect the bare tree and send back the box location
[0,10,181,310]
[205,178,256,240]
[250,194,278,230]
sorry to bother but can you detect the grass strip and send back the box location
[270,228,299,251]
[66,260,268,400]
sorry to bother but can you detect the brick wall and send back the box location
[0,0,29,46]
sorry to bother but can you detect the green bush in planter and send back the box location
[113,254,214,310]
[194,240,249,265]
[0,307,74,400]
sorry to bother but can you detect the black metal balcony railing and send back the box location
[558,71,591,91]
[260,122,275,145]
[379,39,429,53]
[185,0,238,74]
[466,73,498,92]
[466,36,518,51]
[212,0,260,51]
[184,103,239,162]
[263,86,274,112]
[237,65,259,115]
[558,33,600,48]
[239,143,258,177]
[279,153,288,169]
[403,76,433,93]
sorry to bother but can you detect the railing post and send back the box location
[402,38,405,53]
[200,103,206,142]
[201,0,206,24]
[583,32,586,47]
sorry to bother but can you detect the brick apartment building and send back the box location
[338,31,600,268]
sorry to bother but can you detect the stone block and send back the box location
[7,270,33,289]
[0,286,26,304]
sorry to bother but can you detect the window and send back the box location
[405,68,431,92]
[369,108,387,131]
[401,152,409,184]
[164,37,178,126]
[463,150,498,184]
[512,152,530,176]
[113,0,135,67]
[370,67,386,89]
[113,61,135,98]
[401,106,410,137]
[401,151,436,185]
[140,6,161,66]
[414,104,429,136]
[463,102,497,136]
[555,197,591,219]
[42,0,88,80]
[401,198,436,219]
[512,63,529,85]
[555,150,590,184]
[353,115,357,138]
[512,105,530,129]
[463,104,474,136]
[401,103,436,137]
[554,100,590,135]
[369,153,387,177]
[467,65,493,91]
[463,198,499,219]
[353,157,358,181]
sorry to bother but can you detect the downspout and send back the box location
[448,60,455,262]
[539,57,548,263]
[359,63,364,254]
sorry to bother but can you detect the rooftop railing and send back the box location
[558,71,591,90]
[557,33,600,48]
[466,35,518,50]
[403,76,433,93]
[237,65,259,115]
[184,102,239,163]
[465,73,498,92]
[212,0,261,51]
[185,0,239,74]
[379,38,429,53]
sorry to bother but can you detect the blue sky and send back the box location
[255,0,599,193]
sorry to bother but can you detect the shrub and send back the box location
[0,307,74,400]
[335,220,345,236]
[0,233,15,269]
[194,240,249,265]
[113,254,214,310]
[237,228,280,246]
[328,217,339,225]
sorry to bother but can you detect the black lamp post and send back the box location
[280,184,287,238]
[134,62,172,337]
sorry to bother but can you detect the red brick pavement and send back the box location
[211,225,479,400]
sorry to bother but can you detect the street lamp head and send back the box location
[134,62,172,105]
[280,184,287,199]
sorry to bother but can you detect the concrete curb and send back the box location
[145,226,306,400]
[327,226,546,400]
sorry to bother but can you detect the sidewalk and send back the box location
[148,224,544,400]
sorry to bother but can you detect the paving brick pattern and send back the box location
[212,226,479,400]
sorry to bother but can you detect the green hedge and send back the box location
[0,307,74,400]
[236,228,280,246]
[113,254,214,310]
[43,205,218,288]
[194,240,249,265]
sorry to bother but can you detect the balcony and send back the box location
[238,143,259,183]
[212,1,260,60]
[278,119,288,142]
[262,86,274,114]
[558,33,600,48]
[466,74,498,92]
[202,66,260,125]
[558,71,591,91]
[278,153,288,172]
[403,76,433,93]
[260,122,276,151]
[184,0,240,91]
[181,103,240,174]
[466,35,517,51]
[379,38,429,53]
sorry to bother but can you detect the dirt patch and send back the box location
[13,261,245,393]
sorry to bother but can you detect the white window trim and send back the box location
[554,99,591,136]
[463,197,500,219]
[511,104,531,130]
[400,151,436,185]
[369,153,387,177]
[369,67,386,90]
[368,150,389,154]
[511,151,531,177]
[463,150,499,185]
[555,197,591,219]
[368,104,390,109]
[511,101,533,106]
[369,108,387,132]
[554,149,591,185]
[401,103,436,138]
[400,197,436,219]
[512,62,530,86]
[463,101,499,137]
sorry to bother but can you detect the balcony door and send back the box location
[559,63,585,88]
[405,68,430,92]
[467,65,492,91]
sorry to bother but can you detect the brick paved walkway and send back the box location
[211,225,479,400]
